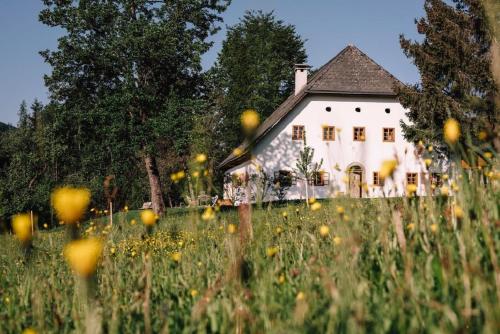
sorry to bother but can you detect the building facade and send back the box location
[220,45,439,202]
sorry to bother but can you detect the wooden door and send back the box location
[349,170,362,198]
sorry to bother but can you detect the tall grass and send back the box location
[0,167,499,333]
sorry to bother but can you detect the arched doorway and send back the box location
[347,164,364,198]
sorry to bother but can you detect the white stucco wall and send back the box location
[225,94,432,201]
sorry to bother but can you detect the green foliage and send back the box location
[397,0,497,154]
[212,10,307,155]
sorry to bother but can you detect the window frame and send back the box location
[273,170,296,187]
[373,172,384,186]
[322,126,335,141]
[292,125,305,141]
[383,128,395,142]
[406,172,418,186]
[309,171,330,186]
[353,127,366,141]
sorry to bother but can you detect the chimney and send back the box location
[294,64,310,95]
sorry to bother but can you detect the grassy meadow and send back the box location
[1,167,499,333]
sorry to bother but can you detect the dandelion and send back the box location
[428,145,433,152]
[124,205,129,212]
[407,223,415,231]
[278,274,286,284]
[171,252,182,262]
[176,170,186,180]
[484,152,493,159]
[241,109,260,133]
[140,209,157,226]
[227,223,237,234]
[310,202,321,211]
[64,238,103,277]
[195,153,207,163]
[201,207,215,221]
[379,160,397,179]
[478,131,488,141]
[282,211,288,218]
[51,187,91,224]
[43,223,48,229]
[276,226,283,234]
[406,184,417,196]
[233,147,243,157]
[444,118,460,144]
[319,225,329,237]
[22,328,37,334]
[12,214,32,244]
[336,206,345,214]
[192,171,200,178]
[308,197,316,205]
[424,158,432,167]
[333,236,342,245]
[440,185,449,196]
[130,219,137,225]
[190,289,198,297]
[296,292,305,301]
[266,246,279,257]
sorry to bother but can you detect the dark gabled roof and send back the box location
[220,45,402,170]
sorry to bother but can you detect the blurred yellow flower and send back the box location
[140,209,157,226]
[276,226,283,234]
[440,185,449,196]
[124,205,128,212]
[296,292,305,301]
[190,289,198,297]
[51,187,91,224]
[310,202,321,211]
[278,274,286,284]
[227,223,237,234]
[424,159,432,167]
[484,152,493,159]
[308,197,316,204]
[176,171,186,180]
[333,236,342,245]
[428,145,433,152]
[407,223,415,231]
[171,252,182,262]
[430,223,438,233]
[130,219,137,225]
[282,211,288,218]
[201,207,215,221]
[241,109,260,133]
[454,205,464,219]
[43,223,48,229]
[406,184,417,195]
[379,160,397,179]
[266,246,278,257]
[478,131,488,141]
[12,214,32,244]
[195,153,207,163]
[22,328,37,334]
[319,225,329,237]
[444,118,460,144]
[192,171,200,178]
[64,238,103,277]
[233,147,243,156]
[336,206,345,214]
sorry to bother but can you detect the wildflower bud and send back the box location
[241,109,260,135]
[64,238,103,278]
[319,225,329,237]
[380,160,397,179]
[195,153,207,163]
[310,202,321,211]
[51,187,91,225]
[12,214,32,245]
[444,118,460,144]
[140,209,157,226]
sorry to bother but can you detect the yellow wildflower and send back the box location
[190,289,198,297]
[430,223,438,233]
[201,207,215,221]
[319,225,329,237]
[440,185,449,196]
[140,209,157,226]
[407,223,415,231]
[22,329,37,334]
[333,236,342,245]
[336,206,345,214]
[195,153,207,163]
[308,197,316,204]
[424,158,432,167]
[478,131,488,141]
[310,202,321,211]
[233,147,243,157]
[266,246,278,257]
[171,252,182,262]
[176,170,186,180]
[12,214,32,244]
[43,223,48,229]
[130,219,137,225]
[406,184,417,195]
[192,171,200,178]
[454,205,464,219]
[124,205,128,212]
[380,160,397,179]
[64,238,103,277]
[241,109,260,133]
[444,118,460,144]
[296,292,305,301]
[276,226,283,234]
[282,211,288,218]
[227,223,237,234]
[51,187,91,224]
[278,274,286,284]
[484,152,493,159]
[428,145,433,152]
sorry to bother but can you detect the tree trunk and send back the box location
[144,153,165,215]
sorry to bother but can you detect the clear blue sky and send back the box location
[0,0,424,125]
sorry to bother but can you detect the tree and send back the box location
[213,10,307,155]
[295,145,322,206]
[39,0,229,215]
[397,0,496,154]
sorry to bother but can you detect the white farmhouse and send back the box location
[220,45,438,202]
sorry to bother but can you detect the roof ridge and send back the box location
[304,45,355,90]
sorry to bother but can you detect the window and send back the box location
[292,125,305,140]
[355,107,361,112]
[431,173,443,187]
[406,173,418,185]
[273,170,296,187]
[373,172,384,186]
[385,108,391,114]
[323,126,335,141]
[309,171,330,186]
[383,128,395,142]
[326,106,331,112]
[353,127,365,141]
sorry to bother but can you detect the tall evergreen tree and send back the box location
[397,0,496,153]
[39,0,229,214]
[212,11,307,156]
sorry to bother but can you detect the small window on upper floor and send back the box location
[309,171,330,186]
[355,107,361,112]
[385,108,391,114]
[292,125,305,140]
[325,106,331,112]
[373,172,384,186]
[383,128,395,142]
[353,127,365,141]
[406,173,418,186]
[273,170,296,188]
[322,126,335,141]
